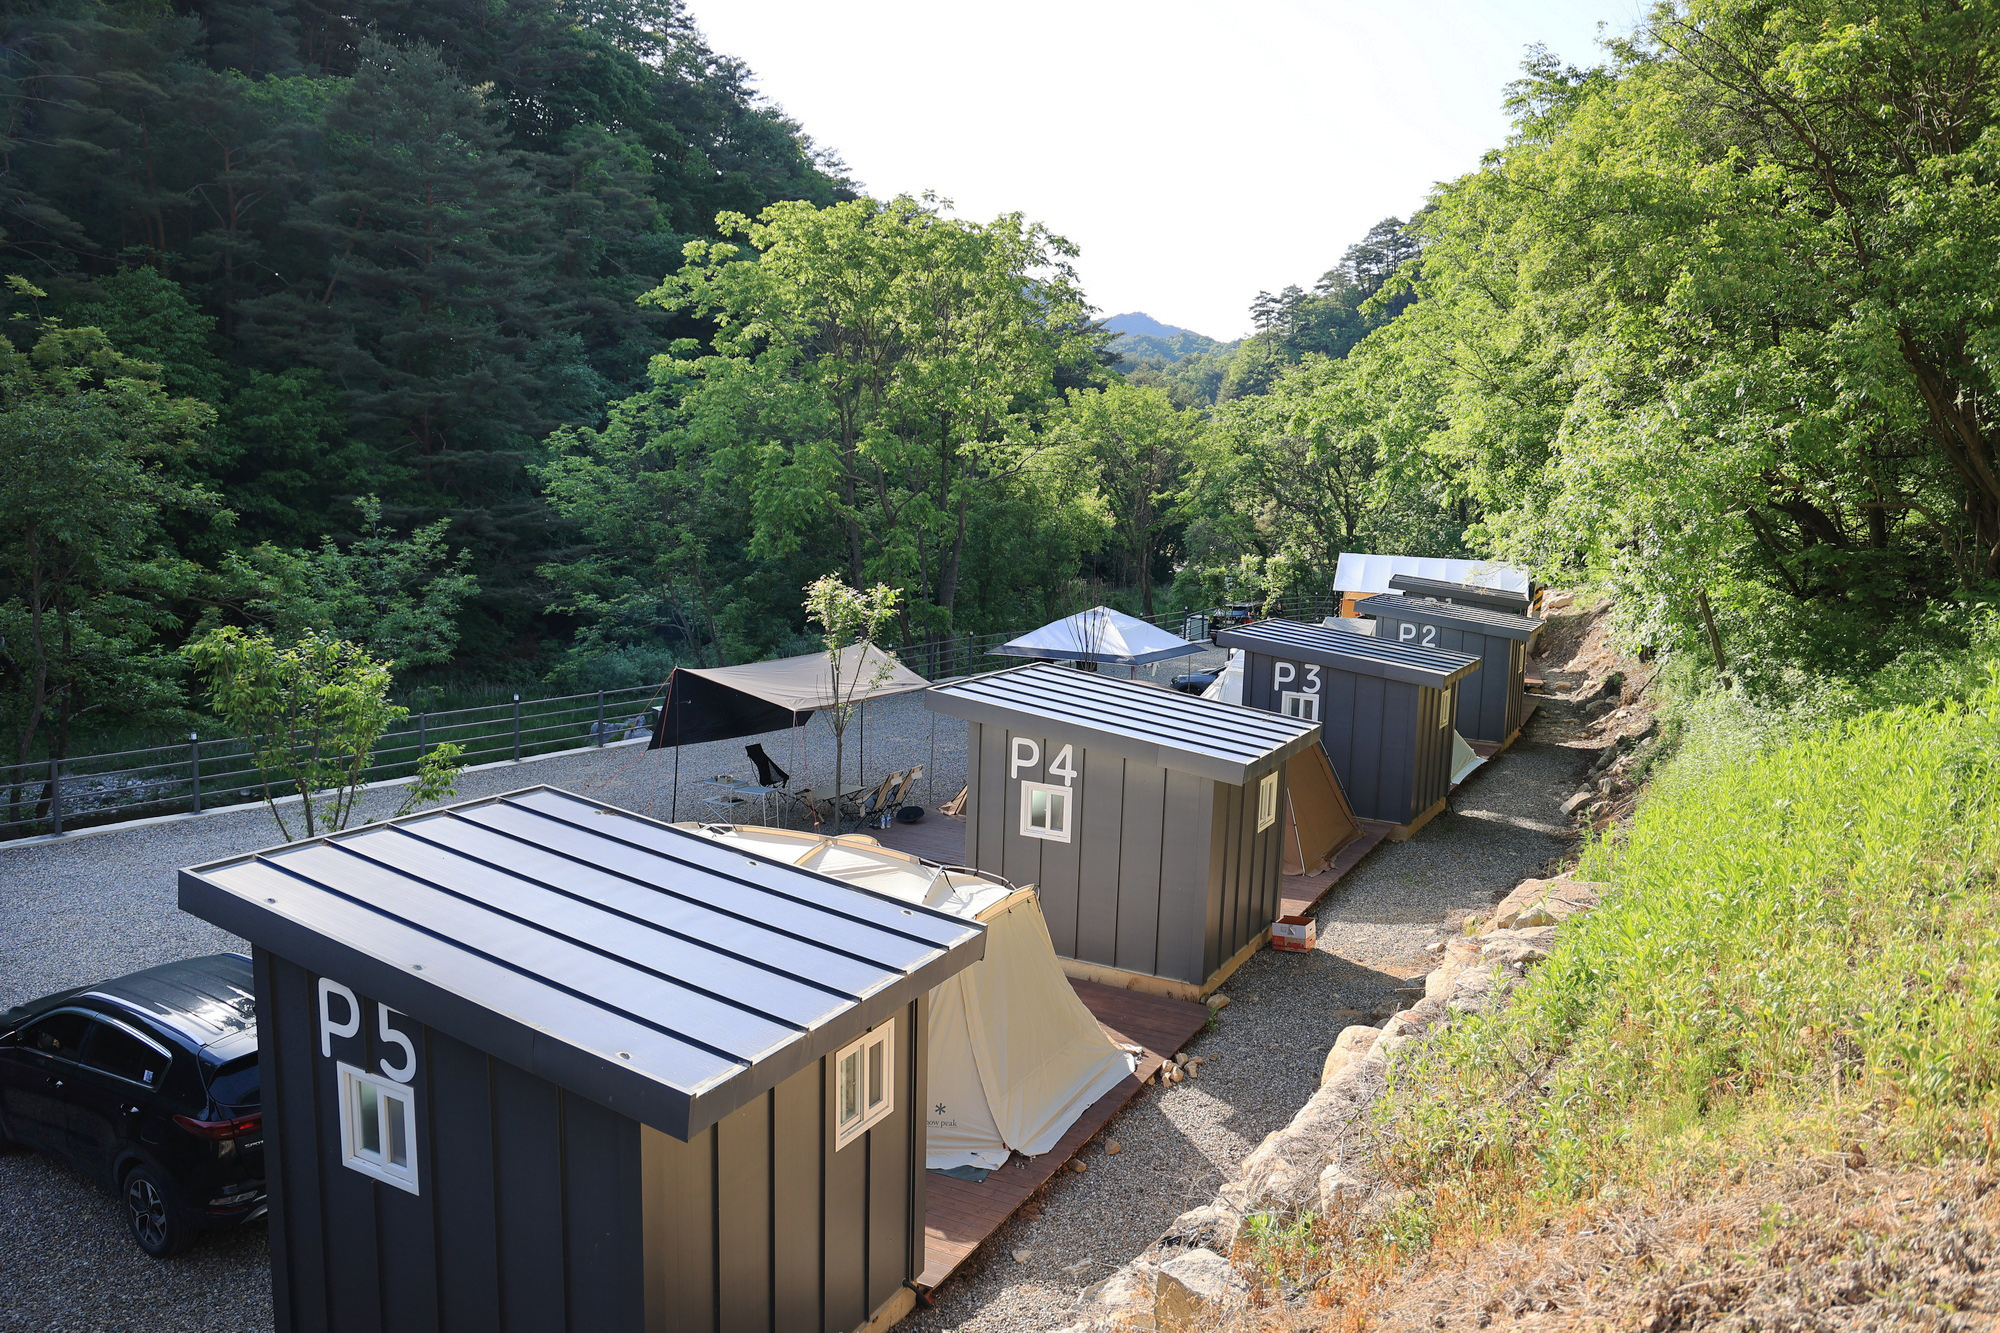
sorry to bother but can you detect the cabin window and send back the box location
[338,1063,419,1194]
[834,1020,895,1149]
[1439,685,1454,730]
[1280,691,1319,723]
[1257,772,1278,831]
[1019,780,1073,842]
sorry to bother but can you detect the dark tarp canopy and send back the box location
[649,645,931,749]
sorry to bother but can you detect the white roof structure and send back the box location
[673,824,1136,1171]
[994,606,1201,667]
[1333,554,1531,597]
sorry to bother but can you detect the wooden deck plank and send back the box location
[873,814,967,865]
[1278,820,1391,918]
[917,980,1208,1291]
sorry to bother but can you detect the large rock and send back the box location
[1423,937,1484,999]
[1154,1249,1247,1332]
[1158,1204,1242,1254]
[1479,925,1557,967]
[1488,877,1605,932]
[1319,1024,1379,1085]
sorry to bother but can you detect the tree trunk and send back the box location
[1695,588,1728,681]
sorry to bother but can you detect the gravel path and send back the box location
[901,731,1587,1333]
[0,646,1592,1333]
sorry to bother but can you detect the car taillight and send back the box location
[173,1112,262,1140]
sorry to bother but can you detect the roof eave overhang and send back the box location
[1216,627,1482,688]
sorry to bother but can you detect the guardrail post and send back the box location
[595,691,605,747]
[47,757,62,835]
[418,713,427,759]
[189,733,202,813]
[512,694,522,761]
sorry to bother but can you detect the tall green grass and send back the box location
[1386,664,2000,1207]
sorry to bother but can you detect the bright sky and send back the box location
[685,0,1645,340]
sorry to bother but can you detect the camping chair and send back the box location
[840,769,904,834]
[939,786,969,819]
[745,743,789,789]
[882,765,923,822]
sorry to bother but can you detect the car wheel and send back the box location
[123,1164,192,1258]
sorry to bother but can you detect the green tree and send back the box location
[0,311,216,804]
[233,495,478,668]
[1049,381,1202,615]
[184,626,463,838]
[802,574,900,815]
[645,195,1097,640]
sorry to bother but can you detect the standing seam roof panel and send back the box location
[381,817,899,998]
[1217,620,1481,685]
[256,842,808,1063]
[927,663,1318,772]
[178,786,986,1139]
[489,791,972,952]
[1357,594,1542,639]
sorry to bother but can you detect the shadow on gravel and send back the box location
[0,1146,271,1333]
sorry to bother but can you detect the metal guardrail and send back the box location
[0,596,1336,842]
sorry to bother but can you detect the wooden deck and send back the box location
[918,980,1209,1291]
[1279,819,1393,917]
[874,812,967,863]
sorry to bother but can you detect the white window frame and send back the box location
[1280,690,1319,723]
[833,1020,896,1150]
[1018,780,1073,843]
[337,1062,420,1194]
[1256,772,1279,832]
[1439,685,1454,731]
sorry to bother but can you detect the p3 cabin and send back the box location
[178,786,984,1333]
[925,663,1322,999]
[1216,620,1479,835]
[1357,594,1542,748]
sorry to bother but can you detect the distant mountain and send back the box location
[1104,312,1238,365]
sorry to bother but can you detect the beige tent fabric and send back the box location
[679,643,929,712]
[1282,745,1362,876]
[671,824,1136,1170]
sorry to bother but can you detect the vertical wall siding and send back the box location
[640,999,922,1333]
[259,952,644,1333]
[964,721,1221,986]
[1378,615,1515,744]
[1202,763,1288,976]
[1245,651,1435,824]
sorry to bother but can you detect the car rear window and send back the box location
[206,1055,261,1108]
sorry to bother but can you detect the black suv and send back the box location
[0,953,264,1256]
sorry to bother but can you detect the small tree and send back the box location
[802,575,901,815]
[185,627,463,839]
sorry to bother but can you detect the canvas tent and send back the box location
[676,824,1137,1171]
[994,606,1201,668]
[649,644,930,748]
[1333,553,1531,599]
[1281,745,1361,876]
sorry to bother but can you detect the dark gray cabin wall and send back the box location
[964,720,1217,986]
[1201,764,1288,977]
[1373,615,1524,744]
[257,948,646,1333]
[640,997,925,1333]
[1243,650,1451,825]
[258,947,923,1333]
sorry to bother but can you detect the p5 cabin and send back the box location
[1216,619,1480,834]
[179,786,985,1333]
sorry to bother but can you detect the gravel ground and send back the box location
[0,642,1592,1333]
[901,729,1588,1333]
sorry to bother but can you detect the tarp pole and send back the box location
[668,672,680,822]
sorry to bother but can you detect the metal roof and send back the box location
[1357,594,1543,642]
[178,786,985,1140]
[925,662,1321,785]
[1384,575,1532,615]
[1216,619,1482,688]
